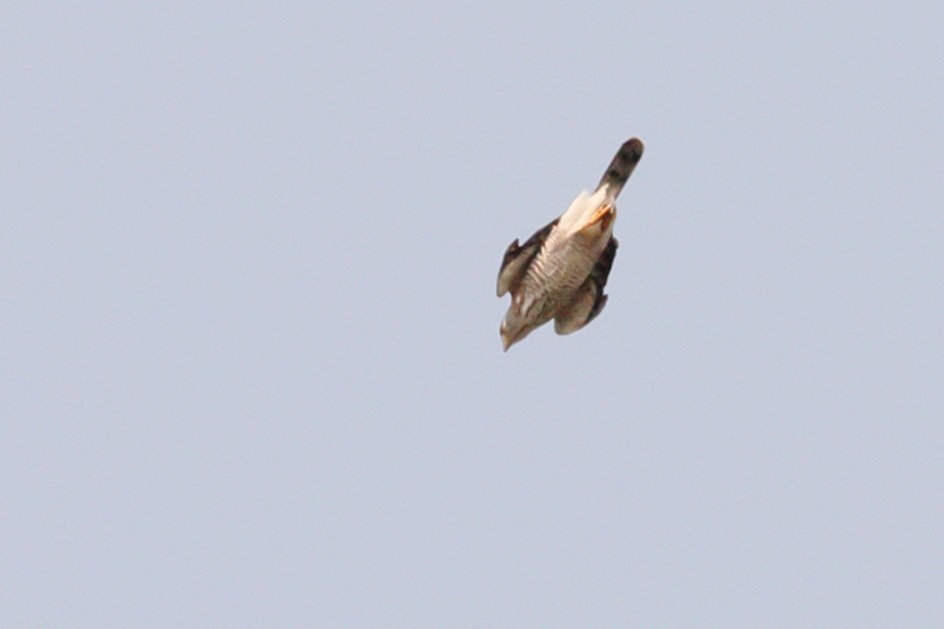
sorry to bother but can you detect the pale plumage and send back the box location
[497,138,644,350]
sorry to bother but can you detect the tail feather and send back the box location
[596,138,644,201]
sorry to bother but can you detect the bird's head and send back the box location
[500,319,533,352]
[500,323,514,351]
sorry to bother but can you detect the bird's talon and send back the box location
[587,205,615,229]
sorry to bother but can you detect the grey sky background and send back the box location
[3,2,943,627]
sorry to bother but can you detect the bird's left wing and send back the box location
[496,218,558,297]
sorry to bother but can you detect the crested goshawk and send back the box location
[497,138,644,350]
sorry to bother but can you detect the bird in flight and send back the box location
[496,138,644,351]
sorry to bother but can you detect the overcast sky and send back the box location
[2,2,943,627]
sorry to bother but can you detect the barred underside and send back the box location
[518,229,603,324]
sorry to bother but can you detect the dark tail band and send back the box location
[596,137,644,199]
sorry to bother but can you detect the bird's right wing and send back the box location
[496,218,558,297]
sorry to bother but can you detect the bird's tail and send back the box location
[596,138,644,202]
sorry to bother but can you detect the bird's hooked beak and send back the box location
[500,326,514,352]
[500,319,526,351]
[500,322,531,352]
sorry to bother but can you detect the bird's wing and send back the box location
[554,236,618,334]
[496,218,558,297]
[595,138,644,202]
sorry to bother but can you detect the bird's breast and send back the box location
[523,230,604,307]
